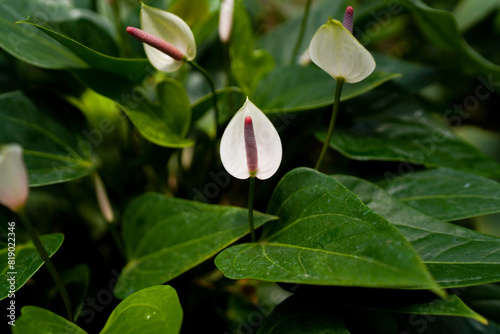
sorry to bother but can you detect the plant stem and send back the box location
[111,0,131,58]
[18,208,74,322]
[188,60,220,137]
[248,176,256,242]
[290,0,312,64]
[315,77,345,171]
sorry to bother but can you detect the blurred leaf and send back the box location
[0,233,64,300]
[191,86,244,126]
[319,88,500,178]
[115,193,277,299]
[216,168,443,296]
[381,168,500,221]
[399,0,500,79]
[335,175,500,288]
[13,306,87,334]
[254,65,399,114]
[121,79,194,148]
[0,91,96,186]
[61,264,90,321]
[257,294,350,334]
[230,5,275,96]
[101,285,182,334]
[454,0,500,32]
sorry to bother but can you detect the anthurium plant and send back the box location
[1,0,500,333]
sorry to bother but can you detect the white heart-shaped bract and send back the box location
[219,0,234,43]
[141,3,196,72]
[220,99,282,180]
[308,18,375,83]
[0,144,29,212]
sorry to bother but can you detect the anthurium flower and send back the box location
[129,3,196,72]
[308,17,375,83]
[0,144,29,212]
[219,0,234,43]
[220,99,282,180]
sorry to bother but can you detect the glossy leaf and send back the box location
[399,0,500,80]
[334,175,500,288]
[216,168,442,295]
[120,79,193,148]
[13,306,87,334]
[381,168,500,221]
[0,91,96,186]
[319,87,500,178]
[257,294,350,334]
[101,285,182,334]
[0,233,64,300]
[115,193,277,299]
[254,65,399,114]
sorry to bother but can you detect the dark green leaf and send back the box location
[257,294,350,334]
[61,264,90,321]
[381,168,500,221]
[101,285,182,334]
[454,0,500,32]
[0,91,96,186]
[319,88,500,178]
[216,168,442,295]
[334,174,500,288]
[13,306,87,334]
[115,193,277,299]
[0,233,64,300]
[254,65,399,114]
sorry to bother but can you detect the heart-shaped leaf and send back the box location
[381,168,500,221]
[216,168,443,296]
[0,233,64,300]
[115,193,277,299]
[0,91,96,186]
[334,174,500,288]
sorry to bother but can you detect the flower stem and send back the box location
[315,77,345,171]
[111,0,131,58]
[18,208,74,322]
[290,0,312,64]
[248,176,256,242]
[188,60,220,136]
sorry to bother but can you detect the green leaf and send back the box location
[120,79,194,148]
[0,91,96,186]
[61,264,90,321]
[334,174,500,288]
[319,87,500,178]
[115,193,277,299]
[216,168,443,296]
[230,5,275,96]
[13,285,182,334]
[454,0,500,32]
[254,65,399,114]
[101,285,182,334]
[257,294,350,334]
[399,0,500,80]
[381,168,500,221]
[13,305,87,334]
[0,233,64,300]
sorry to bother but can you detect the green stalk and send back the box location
[111,0,131,58]
[188,60,220,136]
[315,77,345,171]
[248,176,256,242]
[18,208,74,322]
[290,0,312,64]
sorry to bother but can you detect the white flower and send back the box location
[135,3,196,72]
[0,144,29,212]
[94,174,114,223]
[308,18,375,83]
[219,0,234,43]
[220,99,282,180]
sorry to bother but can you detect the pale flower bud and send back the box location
[219,0,235,43]
[94,174,114,223]
[0,144,29,212]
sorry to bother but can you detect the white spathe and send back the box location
[220,99,282,180]
[0,144,29,212]
[141,3,196,72]
[308,18,375,83]
[219,0,234,43]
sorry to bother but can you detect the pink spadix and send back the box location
[343,6,354,33]
[126,26,184,61]
[244,116,258,173]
